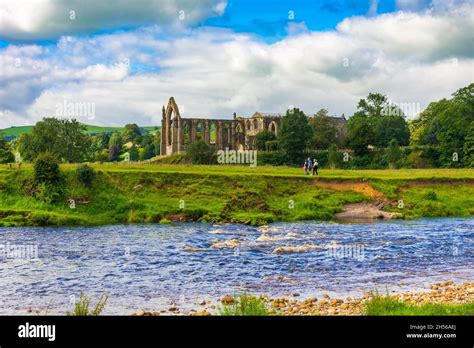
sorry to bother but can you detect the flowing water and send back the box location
[0,218,472,314]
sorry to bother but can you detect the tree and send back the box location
[129,146,139,161]
[186,140,214,164]
[309,109,339,149]
[108,145,120,161]
[34,152,62,185]
[375,115,410,147]
[346,112,375,156]
[278,108,312,159]
[356,93,410,147]
[255,130,276,151]
[328,144,339,169]
[386,139,401,169]
[122,124,141,143]
[16,118,90,162]
[108,133,123,149]
[409,84,474,167]
[0,136,14,163]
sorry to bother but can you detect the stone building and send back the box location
[160,97,281,156]
[160,97,346,156]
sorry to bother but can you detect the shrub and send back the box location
[35,183,64,204]
[186,140,215,164]
[255,130,276,151]
[424,191,437,200]
[34,152,62,185]
[67,291,108,316]
[76,164,96,186]
[219,293,269,316]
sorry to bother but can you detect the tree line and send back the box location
[0,83,472,168]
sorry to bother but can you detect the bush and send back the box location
[76,164,96,186]
[186,140,215,164]
[34,152,62,185]
[255,130,276,151]
[35,183,64,204]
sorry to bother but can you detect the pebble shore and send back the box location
[131,281,474,316]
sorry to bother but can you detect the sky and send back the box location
[0,0,473,128]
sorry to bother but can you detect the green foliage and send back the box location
[410,84,474,167]
[278,108,312,160]
[34,152,62,185]
[108,133,123,149]
[349,93,409,149]
[255,130,276,151]
[219,293,269,316]
[186,140,215,164]
[122,124,142,143]
[365,292,474,316]
[424,191,437,200]
[108,145,120,161]
[17,118,90,163]
[0,137,14,163]
[309,109,340,149]
[76,164,96,186]
[67,291,108,316]
[129,146,139,161]
[346,112,375,156]
[385,139,401,168]
[327,144,340,169]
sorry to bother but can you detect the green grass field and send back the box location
[0,164,472,226]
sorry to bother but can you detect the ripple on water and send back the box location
[0,218,472,314]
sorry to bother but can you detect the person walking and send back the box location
[303,159,308,175]
[307,157,312,175]
[312,158,319,175]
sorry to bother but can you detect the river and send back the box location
[0,218,472,314]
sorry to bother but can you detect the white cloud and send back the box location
[0,3,473,128]
[0,0,227,40]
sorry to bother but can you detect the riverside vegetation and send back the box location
[0,162,472,227]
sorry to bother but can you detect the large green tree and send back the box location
[0,135,14,163]
[17,118,90,162]
[278,108,312,159]
[122,124,142,143]
[345,112,375,156]
[355,92,410,147]
[309,109,339,149]
[410,83,474,167]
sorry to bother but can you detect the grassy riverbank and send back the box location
[0,164,473,226]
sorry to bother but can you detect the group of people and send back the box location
[303,157,318,175]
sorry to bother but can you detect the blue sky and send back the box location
[0,0,472,127]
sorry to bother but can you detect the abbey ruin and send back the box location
[160,97,346,156]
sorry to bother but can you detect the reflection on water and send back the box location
[0,218,472,314]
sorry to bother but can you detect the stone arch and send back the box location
[195,121,204,141]
[165,97,181,147]
[253,118,259,130]
[235,122,245,151]
[209,121,217,145]
[183,120,190,145]
[268,121,278,136]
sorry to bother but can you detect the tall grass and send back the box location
[365,292,474,316]
[66,292,108,316]
[218,293,270,316]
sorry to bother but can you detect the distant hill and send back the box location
[1,124,161,140]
